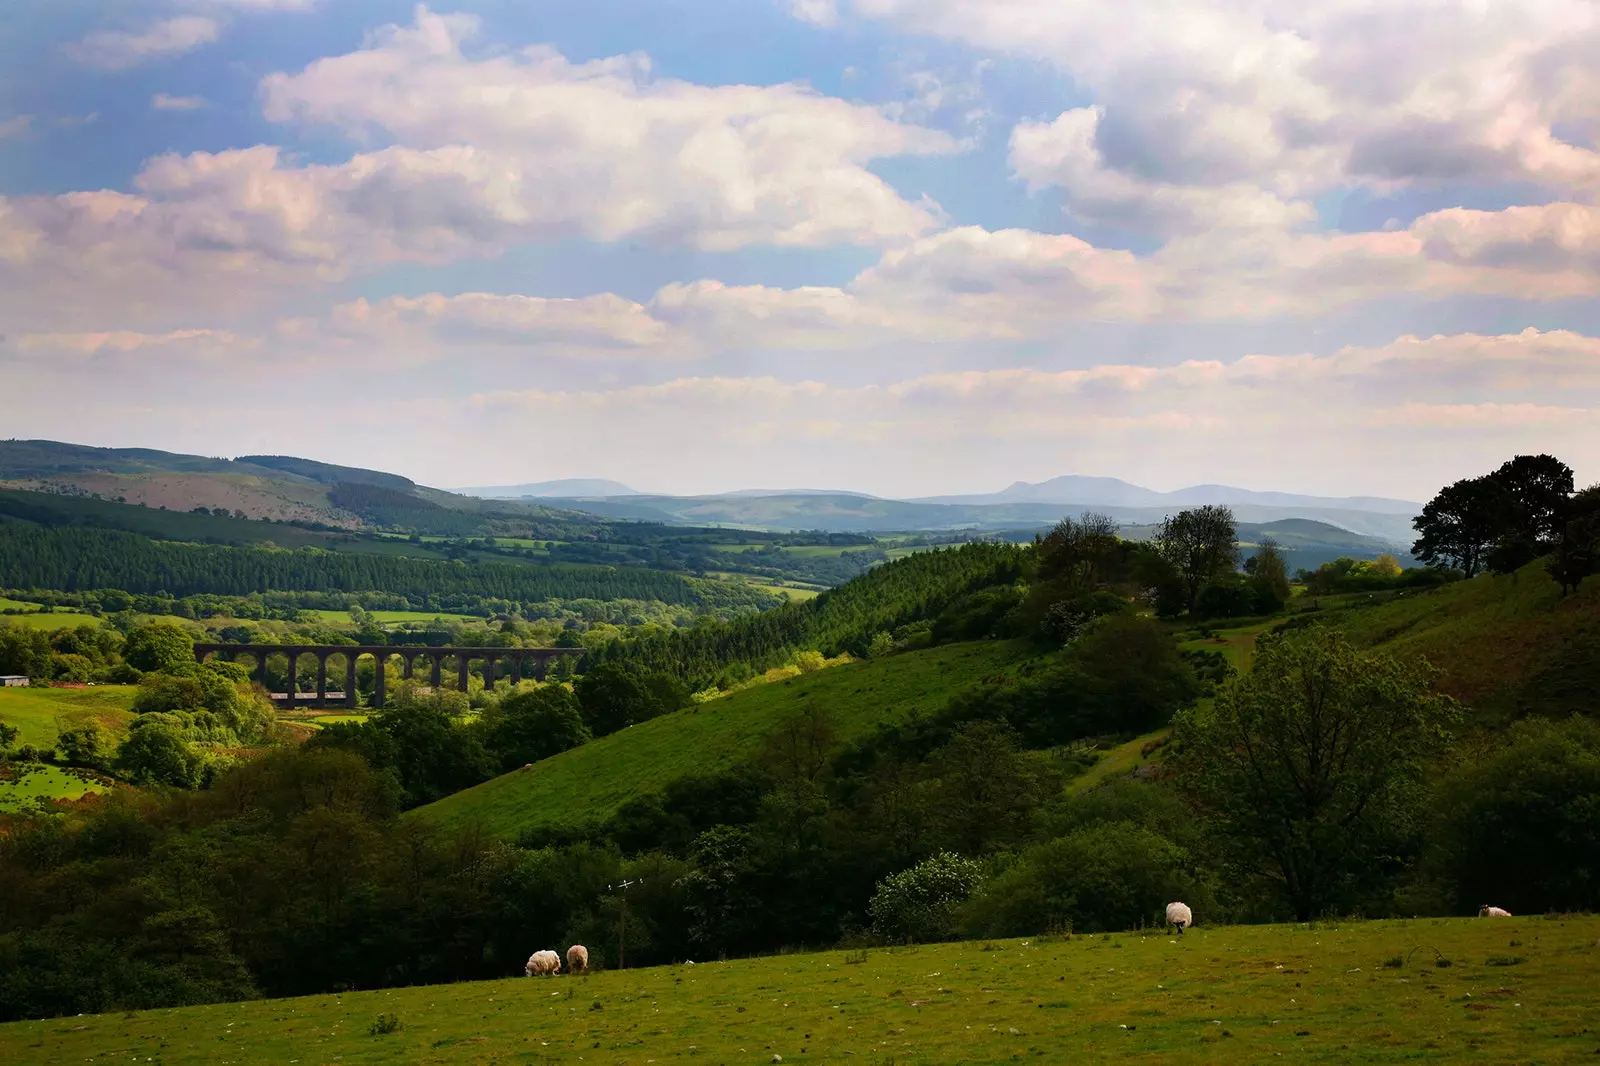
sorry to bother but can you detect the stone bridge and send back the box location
[192,644,584,710]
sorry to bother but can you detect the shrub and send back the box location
[115,721,206,789]
[57,723,115,770]
[121,623,195,674]
[868,851,984,944]
[964,822,1199,936]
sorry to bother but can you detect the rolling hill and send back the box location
[411,639,1037,840]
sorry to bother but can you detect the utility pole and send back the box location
[608,879,642,970]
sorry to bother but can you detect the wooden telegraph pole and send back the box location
[608,878,642,970]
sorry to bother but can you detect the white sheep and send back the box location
[567,944,589,974]
[525,949,562,976]
[1166,901,1194,935]
[1478,905,1512,917]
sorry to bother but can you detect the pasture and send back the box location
[0,685,137,749]
[0,608,93,630]
[412,640,1037,839]
[3,916,1596,1063]
[296,608,492,626]
[0,762,117,813]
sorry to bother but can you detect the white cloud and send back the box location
[152,93,208,112]
[257,7,957,252]
[0,116,32,140]
[67,17,220,70]
[789,0,840,28]
[833,0,1600,236]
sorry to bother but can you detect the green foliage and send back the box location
[1413,454,1575,577]
[0,717,17,750]
[1427,715,1600,915]
[1155,505,1240,615]
[0,623,53,679]
[121,623,195,674]
[867,851,984,944]
[310,688,495,808]
[929,584,1024,644]
[0,525,771,611]
[413,640,1030,840]
[1174,626,1459,920]
[55,722,114,770]
[575,663,684,737]
[964,822,1198,936]
[588,542,1029,688]
[115,720,207,788]
[481,686,591,771]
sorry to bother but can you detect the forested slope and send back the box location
[589,541,1030,686]
[0,525,775,611]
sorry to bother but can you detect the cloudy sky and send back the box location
[3,0,1598,498]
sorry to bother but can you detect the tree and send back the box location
[1411,476,1507,577]
[481,685,591,770]
[1154,506,1239,614]
[1037,512,1121,594]
[0,717,17,751]
[1549,485,1600,595]
[1427,716,1600,916]
[1247,538,1292,609]
[575,663,678,737]
[1173,626,1459,920]
[115,720,207,788]
[57,723,115,770]
[122,623,195,674]
[1488,453,1574,548]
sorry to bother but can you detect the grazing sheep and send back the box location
[567,944,589,974]
[1479,905,1512,917]
[525,949,561,976]
[1166,901,1194,935]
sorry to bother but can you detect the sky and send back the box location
[2,0,1598,499]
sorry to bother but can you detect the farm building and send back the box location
[0,675,30,687]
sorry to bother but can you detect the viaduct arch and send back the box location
[192,644,585,710]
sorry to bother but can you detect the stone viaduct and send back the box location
[192,644,585,710]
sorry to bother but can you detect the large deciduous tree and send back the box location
[1410,476,1508,577]
[1154,505,1239,614]
[1173,627,1458,921]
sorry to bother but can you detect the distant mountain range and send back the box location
[459,478,642,498]
[916,474,1420,515]
[0,440,1423,551]
[456,473,1422,544]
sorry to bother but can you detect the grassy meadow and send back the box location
[412,640,1037,839]
[0,763,117,813]
[3,916,1596,1064]
[0,684,137,749]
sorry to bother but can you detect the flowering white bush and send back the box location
[868,852,984,944]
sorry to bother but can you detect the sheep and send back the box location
[525,949,562,976]
[1479,905,1512,917]
[1166,901,1194,935]
[567,944,589,974]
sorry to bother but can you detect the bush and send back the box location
[57,723,115,770]
[121,623,195,674]
[1427,715,1600,915]
[1040,591,1131,645]
[482,685,592,770]
[115,721,206,788]
[868,851,984,944]
[964,822,1198,936]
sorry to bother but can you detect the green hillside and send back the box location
[0,685,137,749]
[1315,564,1600,720]
[413,639,1036,838]
[4,916,1596,1065]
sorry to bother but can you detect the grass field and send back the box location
[0,685,137,749]
[0,608,93,630]
[3,916,1596,1063]
[750,581,824,602]
[0,763,117,813]
[413,640,1037,839]
[1176,618,1277,674]
[706,544,880,558]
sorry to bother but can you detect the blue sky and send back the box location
[2,0,1598,498]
